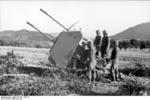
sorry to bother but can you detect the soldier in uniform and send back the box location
[100,30,110,59]
[110,41,120,82]
[88,41,97,83]
[93,30,101,59]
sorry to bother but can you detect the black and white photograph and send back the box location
[0,0,150,97]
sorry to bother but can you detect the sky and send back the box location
[0,1,150,37]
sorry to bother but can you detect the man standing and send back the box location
[100,30,110,59]
[110,41,120,82]
[93,30,101,58]
[88,41,97,83]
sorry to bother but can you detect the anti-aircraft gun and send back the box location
[27,9,83,68]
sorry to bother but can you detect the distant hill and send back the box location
[111,22,150,40]
[0,29,59,48]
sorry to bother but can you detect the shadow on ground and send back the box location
[119,67,150,78]
[18,66,48,76]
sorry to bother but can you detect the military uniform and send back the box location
[100,35,110,59]
[110,46,119,81]
[89,42,97,82]
[93,35,101,58]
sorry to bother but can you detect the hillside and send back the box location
[111,22,150,40]
[0,29,59,48]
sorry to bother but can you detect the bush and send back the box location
[0,54,24,75]
[42,66,93,95]
[118,77,147,95]
[68,78,92,94]
[0,54,92,96]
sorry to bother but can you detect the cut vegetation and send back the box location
[0,46,150,96]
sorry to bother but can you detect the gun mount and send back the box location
[26,9,82,67]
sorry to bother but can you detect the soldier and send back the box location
[93,30,101,59]
[88,41,97,83]
[110,41,120,82]
[100,30,110,59]
[85,41,92,66]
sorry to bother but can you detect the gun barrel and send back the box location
[26,21,54,42]
[68,21,78,30]
[40,9,68,31]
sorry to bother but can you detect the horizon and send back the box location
[0,21,149,38]
[0,1,150,38]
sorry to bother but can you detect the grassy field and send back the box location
[0,46,150,96]
[0,46,49,67]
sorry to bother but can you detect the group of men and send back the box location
[70,29,120,82]
[93,29,119,82]
[94,30,109,59]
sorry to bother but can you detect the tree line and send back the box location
[0,39,150,50]
[0,40,50,48]
[110,39,150,50]
[0,40,28,47]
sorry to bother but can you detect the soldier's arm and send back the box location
[99,36,102,46]
[116,47,120,59]
[93,36,97,45]
[107,36,110,49]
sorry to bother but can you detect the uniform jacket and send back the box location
[93,35,101,46]
[101,36,110,51]
[110,47,119,60]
